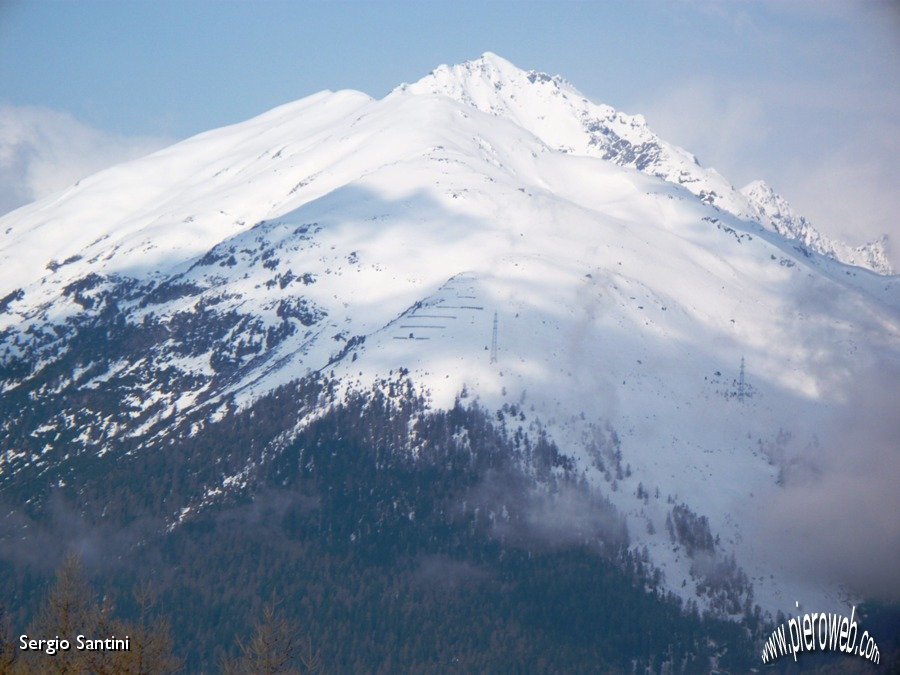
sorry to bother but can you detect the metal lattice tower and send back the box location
[737,356,746,402]
[490,311,498,364]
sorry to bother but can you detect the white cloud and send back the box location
[776,134,899,261]
[753,360,900,601]
[638,78,900,269]
[0,105,171,216]
[638,79,770,183]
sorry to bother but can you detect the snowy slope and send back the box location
[741,180,892,274]
[403,52,892,275]
[398,53,749,215]
[1,54,898,618]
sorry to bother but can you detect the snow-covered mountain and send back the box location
[741,179,892,274]
[399,53,748,215]
[1,54,897,618]
[404,53,892,275]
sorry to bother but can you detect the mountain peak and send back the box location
[395,53,761,219]
[397,54,894,276]
[741,180,798,223]
[741,180,893,274]
[473,50,520,72]
[396,52,563,104]
[741,179,774,197]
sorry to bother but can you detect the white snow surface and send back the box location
[741,179,892,274]
[1,53,898,616]
[403,53,892,275]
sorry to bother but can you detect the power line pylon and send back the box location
[490,311,498,364]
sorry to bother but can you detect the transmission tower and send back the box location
[490,311,498,364]
[737,356,746,402]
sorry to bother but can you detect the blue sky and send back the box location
[1,1,897,261]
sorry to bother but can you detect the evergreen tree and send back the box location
[222,600,320,674]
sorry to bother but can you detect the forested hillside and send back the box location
[1,374,764,672]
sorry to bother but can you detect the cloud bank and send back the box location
[640,79,899,270]
[637,2,899,270]
[755,359,900,603]
[0,105,170,216]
